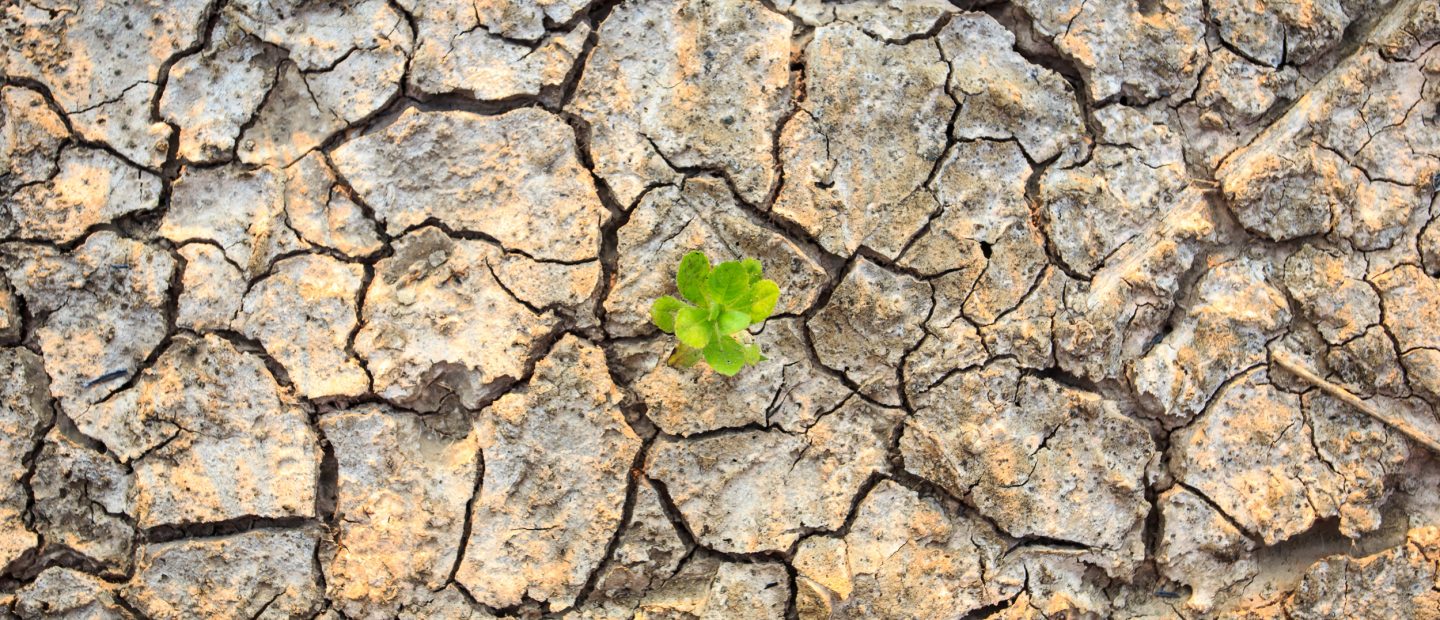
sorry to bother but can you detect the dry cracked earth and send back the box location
[4,0,1440,618]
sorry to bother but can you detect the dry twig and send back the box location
[1272,350,1440,455]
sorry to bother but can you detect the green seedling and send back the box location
[649,251,780,376]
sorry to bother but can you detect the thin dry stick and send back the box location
[1272,350,1440,455]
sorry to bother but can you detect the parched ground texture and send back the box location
[3,0,1440,618]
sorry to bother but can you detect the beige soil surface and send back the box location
[3,0,1440,617]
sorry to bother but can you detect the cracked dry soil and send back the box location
[3,0,1440,618]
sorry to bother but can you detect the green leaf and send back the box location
[668,343,704,368]
[747,279,780,322]
[674,306,712,349]
[741,258,763,284]
[655,254,784,376]
[676,251,711,304]
[716,309,750,336]
[703,335,746,376]
[742,343,766,364]
[705,262,751,308]
[650,296,687,333]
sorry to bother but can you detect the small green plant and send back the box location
[649,251,780,377]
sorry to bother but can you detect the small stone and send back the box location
[808,259,932,406]
[331,107,607,262]
[571,0,792,206]
[236,254,369,400]
[163,164,305,278]
[125,527,324,619]
[604,177,827,337]
[647,397,902,554]
[354,227,559,411]
[0,348,51,571]
[83,334,318,528]
[320,405,481,619]
[455,335,641,609]
[773,22,952,258]
[793,480,1018,619]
